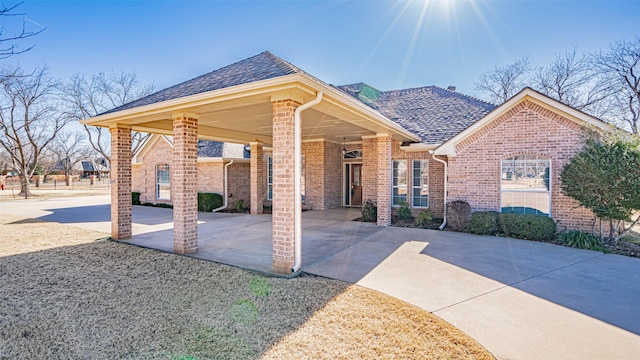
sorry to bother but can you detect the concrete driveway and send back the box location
[2,194,639,359]
[305,227,640,360]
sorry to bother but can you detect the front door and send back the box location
[349,164,363,206]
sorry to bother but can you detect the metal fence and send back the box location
[3,177,111,191]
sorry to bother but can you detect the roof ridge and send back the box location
[262,51,301,75]
[430,85,496,107]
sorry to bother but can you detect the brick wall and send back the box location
[301,140,342,210]
[228,162,250,208]
[448,100,598,233]
[172,114,198,254]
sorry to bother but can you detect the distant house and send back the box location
[83,51,614,274]
[81,158,110,178]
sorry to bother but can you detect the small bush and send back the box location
[397,201,412,220]
[235,199,244,211]
[499,213,556,241]
[559,230,602,250]
[414,209,433,228]
[469,212,556,241]
[132,191,140,205]
[447,200,471,231]
[198,192,223,212]
[361,200,377,222]
[470,212,500,235]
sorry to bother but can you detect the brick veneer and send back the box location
[110,126,132,240]
[448,100,599,233]
[172,114,199,254]
[376,135,392,226]
[132,136,174,204]
[250,142,265,214]
[271,99,300,275]
[302,140,342,210]
[362,137,378,203]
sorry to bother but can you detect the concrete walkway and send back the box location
[2,195,639,359]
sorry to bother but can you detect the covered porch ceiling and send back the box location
[81,73,420,145]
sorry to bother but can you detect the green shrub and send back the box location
[469,212,556,241]
[198,192,223,212]
[559,230,602,250]
[414,209,433,228]
[446,200,471,231]
[397,201,412,220]
[132,191,140,205]
[470,211,500,235]
[499,213,556,241]
[361,200,377,222]
[235,199,244,211]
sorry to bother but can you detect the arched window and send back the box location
[500,155,551,216]
[156,164,170,200]
[343,150,362,159]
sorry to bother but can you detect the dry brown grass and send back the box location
[0,188,109,201]
[0,216,494,359]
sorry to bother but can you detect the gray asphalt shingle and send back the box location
[337,83,495,144]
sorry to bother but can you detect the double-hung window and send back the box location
[392,160,407,206]
[412,160,429,208]
[156,164,170,200]
[500,155,551,216]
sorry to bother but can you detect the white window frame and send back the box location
[412,160,429,208]
[500,155,552,216]
[392,160,407,207]
[156,164,171,200]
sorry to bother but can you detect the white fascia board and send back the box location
[197,157,250,163]
[400,143,440,152]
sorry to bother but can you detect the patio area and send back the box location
[127,207,381,276]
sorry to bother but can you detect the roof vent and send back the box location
[447,86,456,92]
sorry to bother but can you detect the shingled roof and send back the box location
[106,51,495,144]
[337,83,496,144]
[105,51,304,114]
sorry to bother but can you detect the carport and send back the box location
[81,52,418,275]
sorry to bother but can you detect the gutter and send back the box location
[430,151,448,230]
[292,91,323,274]
[211,160,234,212]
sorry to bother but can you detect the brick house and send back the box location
[83,51,611,275]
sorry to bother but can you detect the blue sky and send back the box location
[10,0,640,98]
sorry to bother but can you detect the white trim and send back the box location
[499,155,552,217]
[132,134,173,164]
[400,143,440,152]
[302,138,340,144]
[411,159,429,209]
[434,88,613,156]
[81,73,420,143]
[197,157,249,164]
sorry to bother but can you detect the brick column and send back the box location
[172,113,199,254]
[250,141,264,215]
[376,134,392,226]
[110,126,132,240]
[271,99,300,275]
[362,136,378,203]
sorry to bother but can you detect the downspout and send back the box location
[430,151,448,230]
[292,92,323,273]
[211,159,234,212]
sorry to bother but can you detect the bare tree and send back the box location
[0,66,69,197]
[64,71,154,164]
[534,50,613,117]
[593,37,640,135]
[0,2,45,59]
[49,130,90,185]
[475,57,531,104]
